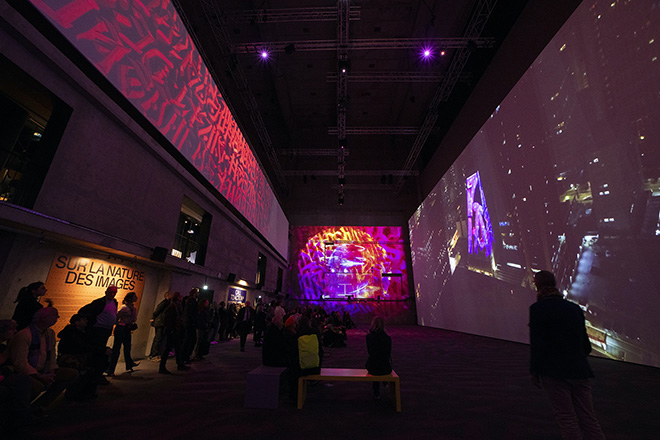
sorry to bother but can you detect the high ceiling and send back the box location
[174,0,580,224]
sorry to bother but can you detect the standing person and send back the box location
[181,288,199,363]
[159,292,189,374]
[106,292,140,376]
[78,286,118,385]
[529,270,606,440]
[12,282,48,330]
[148,292,171,360]
[193,299,212,360]
[217,302,228,341]
[253,303,266,347]
[208,301,220,344]
[236,301,254,352]
[366,316,392,399]
[227,304,238,339]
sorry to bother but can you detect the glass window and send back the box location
[171,196,211,265]
[0,55,71,207]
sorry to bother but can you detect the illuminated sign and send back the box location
[466,171,493,257]
[44,254,146,337]
[228,287,246,304]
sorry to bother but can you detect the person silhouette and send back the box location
[529,270,605,440]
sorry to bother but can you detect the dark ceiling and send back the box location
[174,0,581,225]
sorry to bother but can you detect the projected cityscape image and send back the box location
[409,0,660,367]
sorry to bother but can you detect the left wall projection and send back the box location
[28,0,289,257]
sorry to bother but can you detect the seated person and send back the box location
[57,314,98,400]
[342,310,355,329]
[0,319,33,428]
[262,315,288,367]
[366,316,392,399]
[322,319,347,347]
[9,307,78,410]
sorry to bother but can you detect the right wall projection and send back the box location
[409,0,660,368]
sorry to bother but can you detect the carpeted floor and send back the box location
[14,325,660,440]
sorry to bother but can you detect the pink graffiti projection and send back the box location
[292,226,408,300]
[466,171,493,257]
[29,0,276,237]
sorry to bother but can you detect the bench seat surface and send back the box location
[302,368,399,381]
[298,368,401,412]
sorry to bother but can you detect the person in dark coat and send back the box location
[148,291,171,359]
[262,315,287,367]
[181,288,199,363]
[12,282,48,331]
[77,286,118,385]
[366,316,392,399]
[217,302,228,341]
[159,292,189,374]
[236,301,254,352]
[529,270,605,440]
[57,314,97,400]
[253,303,266,347]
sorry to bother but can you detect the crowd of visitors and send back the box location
[1,281,367,430]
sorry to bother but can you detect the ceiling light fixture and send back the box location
[420,46,435,61]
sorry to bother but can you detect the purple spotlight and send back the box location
[420,46,434,61]
[260,51,269,60]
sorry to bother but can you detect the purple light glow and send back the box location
[260,51,269,59]
[423,49,431,58]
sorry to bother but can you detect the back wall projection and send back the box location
[409,0,660,368]
[292,226,408,301]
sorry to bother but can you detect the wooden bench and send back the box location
[297,368,401,412]
[244,365,287,409]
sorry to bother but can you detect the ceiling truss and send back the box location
[231,37,495,54]
[222,7,361,23]
[394,0,498,195]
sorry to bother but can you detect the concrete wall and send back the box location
[0,3,289,356]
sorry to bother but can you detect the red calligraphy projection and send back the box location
[29,0,288,255]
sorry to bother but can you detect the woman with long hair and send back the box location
[12,282,48,330]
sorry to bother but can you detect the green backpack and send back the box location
[298,334,320,370]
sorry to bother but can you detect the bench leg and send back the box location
[391,379,401,412]
[297,377,306,409]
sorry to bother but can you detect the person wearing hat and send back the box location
[78,286,118,385]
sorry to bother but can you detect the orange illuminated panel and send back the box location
[44,253,145,338]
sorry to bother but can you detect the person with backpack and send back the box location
[297,316,323,375]
[285,316,323,403]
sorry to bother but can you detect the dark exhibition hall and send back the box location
[1,0,659,439]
